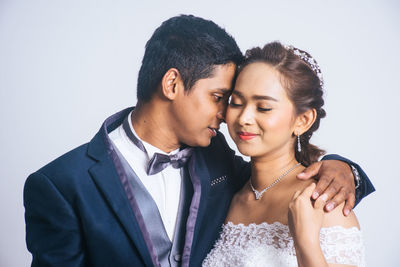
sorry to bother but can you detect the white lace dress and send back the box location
[202,222,365,267]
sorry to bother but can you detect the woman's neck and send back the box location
[250,151,299,190]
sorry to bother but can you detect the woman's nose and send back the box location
[238,107,254,125]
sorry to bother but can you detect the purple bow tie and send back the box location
[122,115,193,175]
[146,148,193,175]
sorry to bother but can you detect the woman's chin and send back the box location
[236,145,257,157]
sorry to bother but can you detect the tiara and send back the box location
[284,45,324,89]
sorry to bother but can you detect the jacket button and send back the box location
[174,254,182,262]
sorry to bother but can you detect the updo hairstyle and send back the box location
[239,41,326,166]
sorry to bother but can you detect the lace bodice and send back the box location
[202,222,365,267]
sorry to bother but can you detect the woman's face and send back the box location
[226,62,298,158]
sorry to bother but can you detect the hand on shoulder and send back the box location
[288,183,325,247]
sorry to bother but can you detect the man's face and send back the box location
[172,63,236,147]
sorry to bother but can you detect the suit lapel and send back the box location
[191,149,212,225]
[182,149,212,267]
[89,160,153,266]
[87,108,155,266]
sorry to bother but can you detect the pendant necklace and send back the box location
[249,162,301,200]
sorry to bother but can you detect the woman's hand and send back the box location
[297,160,355,216]
[288,183,325,248]
[288,183,329,267]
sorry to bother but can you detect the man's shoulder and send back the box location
[42,142,91,167]
[32,142,95,184]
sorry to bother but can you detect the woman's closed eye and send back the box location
[229,101,242,107]
[228,96,243,107]
[257,107,272,112]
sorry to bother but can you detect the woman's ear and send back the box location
[294,108,317,135]
[161,68,182,100]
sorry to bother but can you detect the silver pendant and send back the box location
[254,190,263,200]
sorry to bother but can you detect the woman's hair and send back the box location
[239,41,326,166]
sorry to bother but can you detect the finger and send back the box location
[314,194,327,210]
[324,187,347,212]
[313,175,333,200]
[297,162,321,180]
[343,193,356,216]
[300,182,316,198]
[318,181,341,207]
[292,190,301,200]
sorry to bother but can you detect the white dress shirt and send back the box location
[108,113,182,241]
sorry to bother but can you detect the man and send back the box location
[24,15,374,267]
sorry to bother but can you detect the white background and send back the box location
[1,0,399,266]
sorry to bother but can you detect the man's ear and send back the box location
[161,68,182,100]
[294,108,317,135]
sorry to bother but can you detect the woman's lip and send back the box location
[238,132,257,140]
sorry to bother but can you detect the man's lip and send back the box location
[238,132,257,140]
[208,127,218,137]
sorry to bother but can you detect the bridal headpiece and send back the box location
[284,45,324,89]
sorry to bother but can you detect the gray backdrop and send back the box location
[1,0,399,266]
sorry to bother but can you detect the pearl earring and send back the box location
[297,133,301,152]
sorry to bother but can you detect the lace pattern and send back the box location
[202,222,365,267]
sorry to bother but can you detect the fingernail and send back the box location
[326,202,334,211]
[344,209,350,216]
[297,172,305,178]
[320,194,328,202]
[312,192,319,199]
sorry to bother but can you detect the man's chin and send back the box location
[190,137,212,148]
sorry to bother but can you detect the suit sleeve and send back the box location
[321,154,375,207]
[24,171,85,267]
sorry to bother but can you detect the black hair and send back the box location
[137,14,243,102]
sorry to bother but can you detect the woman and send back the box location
[202,42,365,266]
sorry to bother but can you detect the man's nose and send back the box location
[217,101,228,121]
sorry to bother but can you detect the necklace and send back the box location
[249,162,301,200]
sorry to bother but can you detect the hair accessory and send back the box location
[297,134,301,152]
[249,162,301,200]
[284,45,324,89]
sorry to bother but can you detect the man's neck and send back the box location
[131,102,181,153]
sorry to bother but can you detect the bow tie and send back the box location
[146,148,193,175]
[122,115,193,175]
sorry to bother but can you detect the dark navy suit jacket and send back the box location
[24,108,375,267]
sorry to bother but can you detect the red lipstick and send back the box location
[238,132,257,141]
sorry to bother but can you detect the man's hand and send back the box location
[297,160,355,216]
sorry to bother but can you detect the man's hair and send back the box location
[137,14,243,102]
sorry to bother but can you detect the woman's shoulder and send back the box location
[322,202,360,230]
[288,172,360,230]
[319,204,365,266]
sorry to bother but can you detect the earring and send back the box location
[297,133,301,152]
